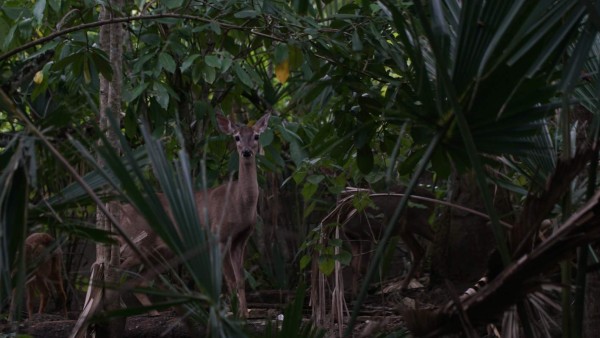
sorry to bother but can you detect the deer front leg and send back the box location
[120,255,160,316]
[135,279,160,317]
[225,238,248,318]
[399,231,426,290]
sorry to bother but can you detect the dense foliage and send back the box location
[2,0,600,337]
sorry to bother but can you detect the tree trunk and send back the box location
[80,2,125,337]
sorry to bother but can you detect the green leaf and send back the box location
[124,82,149,102]
[165,0,184,9]
[260,128,274,147]
[203,65,216,84]
[234,63,254,88]
[274,43,289,64]
[299,255,311,270]
[220,55,233,72]
[181,54,200,72]
[318,256,335,276]
[289,141,306,166]
[234,10,259,18]
[335,250,352,266]
[292,169,306,184]
[352,30,363,52]
[204,55,221,68]
[301,182,318,201]
[153,82,170,109]
[89,48,112,81]
[158,52,176,73]
[2,23,17,51]
[208,21,221,35]
[306,174,324,185]
[33,0,46,24]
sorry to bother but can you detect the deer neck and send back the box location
[235,158,259,211]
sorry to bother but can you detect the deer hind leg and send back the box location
[399,231,426,290]
[25,280,36,319]
[37,278,51,316]
[50,253,68,317]
[350,239,370,296]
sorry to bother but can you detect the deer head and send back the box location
[217,113,271,162]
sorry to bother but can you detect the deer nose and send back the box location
[242,149,253,158]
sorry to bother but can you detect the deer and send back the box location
[20,232,68,319]
[326,185,435,295]
[118,112,271,318]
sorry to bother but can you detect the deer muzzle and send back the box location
[242,149,253,158]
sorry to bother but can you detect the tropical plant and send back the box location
[2,0,600,337]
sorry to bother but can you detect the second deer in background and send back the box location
[118,113,271,318]
[23,232,68,319]
[328,185,435,294]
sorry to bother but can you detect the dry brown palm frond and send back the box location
[405,187,600,336]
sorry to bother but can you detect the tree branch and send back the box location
[0,13,286,62]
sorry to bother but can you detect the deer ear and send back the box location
[216,114,236,135]
[253,113,271,134]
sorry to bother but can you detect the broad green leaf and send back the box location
[203,65,216,84]
[301,181,318,200]
[89,49,113,81]
[204,55,221,68]
[165,0,184,9]
[306,174,324,185]
[3,24,18,50]
[153,82,170,109]
[274,43,289,64]
[299,255,311,270]
[260,128,274,147]
[33,0,46,25]
[234,10,259,18]
[158,52,176,73]
[208,21,221,35]
[318,256,335,276]
[352,30,363,52]
[220,55,233,72]
[335,250,352,266]
[234,63,254,88]
[181,54,200,72]
[124,82,150,102]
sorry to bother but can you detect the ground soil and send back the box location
[1,276,457,338]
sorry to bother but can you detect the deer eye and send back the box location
[254,134,259,140]
[235,135,240,142]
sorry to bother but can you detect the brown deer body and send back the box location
[118,113,270,318]
[23,233,68,319]
[332,186,435,293]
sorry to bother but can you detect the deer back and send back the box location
[25,233,62,278]
[341,186,435,242]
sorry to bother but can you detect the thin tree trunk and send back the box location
[97,1,125,336]
[74,2,125,337]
